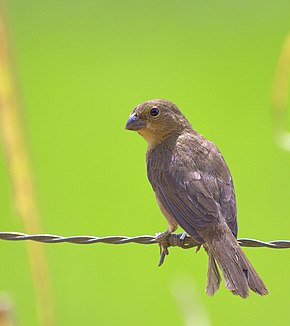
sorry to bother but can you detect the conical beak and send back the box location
[125,114,146,131]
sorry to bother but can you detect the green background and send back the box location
[1,1,290,325]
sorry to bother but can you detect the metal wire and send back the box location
[0,232,289,249]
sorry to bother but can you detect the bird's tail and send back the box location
[204,228,269,298]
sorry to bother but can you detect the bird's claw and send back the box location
[179,232,187,240]
[195,244,202,253]
[155,231,170,267]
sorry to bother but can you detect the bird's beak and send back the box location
[125,114,146,131]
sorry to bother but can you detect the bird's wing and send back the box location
[147,137,237,241]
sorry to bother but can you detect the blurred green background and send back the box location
[1,0,290,325]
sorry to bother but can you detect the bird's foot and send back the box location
[155,231,171,267]
[178,232,200,251]
[179,232,187,240]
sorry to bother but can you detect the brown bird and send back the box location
[125,99,268,298]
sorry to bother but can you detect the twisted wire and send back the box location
[0,232,289,249]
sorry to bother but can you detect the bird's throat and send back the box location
[137,128,161,147]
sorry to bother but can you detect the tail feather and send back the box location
[204,229,268,298]
[233,245,269,296]
[205,249,221,296]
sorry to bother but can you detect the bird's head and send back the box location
[125,99,191,145]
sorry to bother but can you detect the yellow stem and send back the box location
[0,7,55,326]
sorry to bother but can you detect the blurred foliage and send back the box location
[1,1,290,325]
[0,10,54,325]
[272,33,290,151]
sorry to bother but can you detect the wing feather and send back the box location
[147,133,237,242]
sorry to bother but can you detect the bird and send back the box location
[125,99,268,298]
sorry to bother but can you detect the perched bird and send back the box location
[125,99,268,298]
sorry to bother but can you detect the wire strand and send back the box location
[0,232,289,249]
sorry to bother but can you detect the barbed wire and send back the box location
[1,231,289,266]
[0,231,289,248]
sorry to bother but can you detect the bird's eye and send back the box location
[150,108,160,117]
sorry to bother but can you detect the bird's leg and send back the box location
[155,230,171,267]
